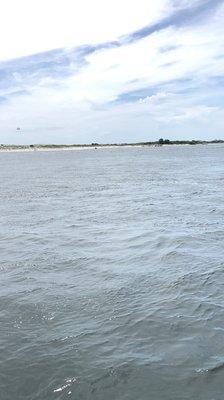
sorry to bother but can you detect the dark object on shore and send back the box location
[158,138,170,145]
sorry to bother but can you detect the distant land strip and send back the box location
[0,139,224,151]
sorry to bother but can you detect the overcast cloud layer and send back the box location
[0,0,224,144]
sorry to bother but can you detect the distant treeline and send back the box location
[0,139,224,150]
[138,139,224,146]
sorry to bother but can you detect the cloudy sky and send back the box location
[0,0,224,144]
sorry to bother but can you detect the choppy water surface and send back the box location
[1,145,224,400]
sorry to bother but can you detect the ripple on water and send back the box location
[1,145,224,400]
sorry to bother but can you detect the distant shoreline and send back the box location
[0,140,223,152]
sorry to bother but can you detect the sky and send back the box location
[0,0,224,144]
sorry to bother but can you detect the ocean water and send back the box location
[0,144,224,400]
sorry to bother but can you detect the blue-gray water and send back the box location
[1,145,224,400]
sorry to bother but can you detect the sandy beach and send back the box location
[0,141,222,153]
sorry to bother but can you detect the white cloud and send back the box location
[56,14,224,107]
[139,92,175,104]
[0,0,169,61]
